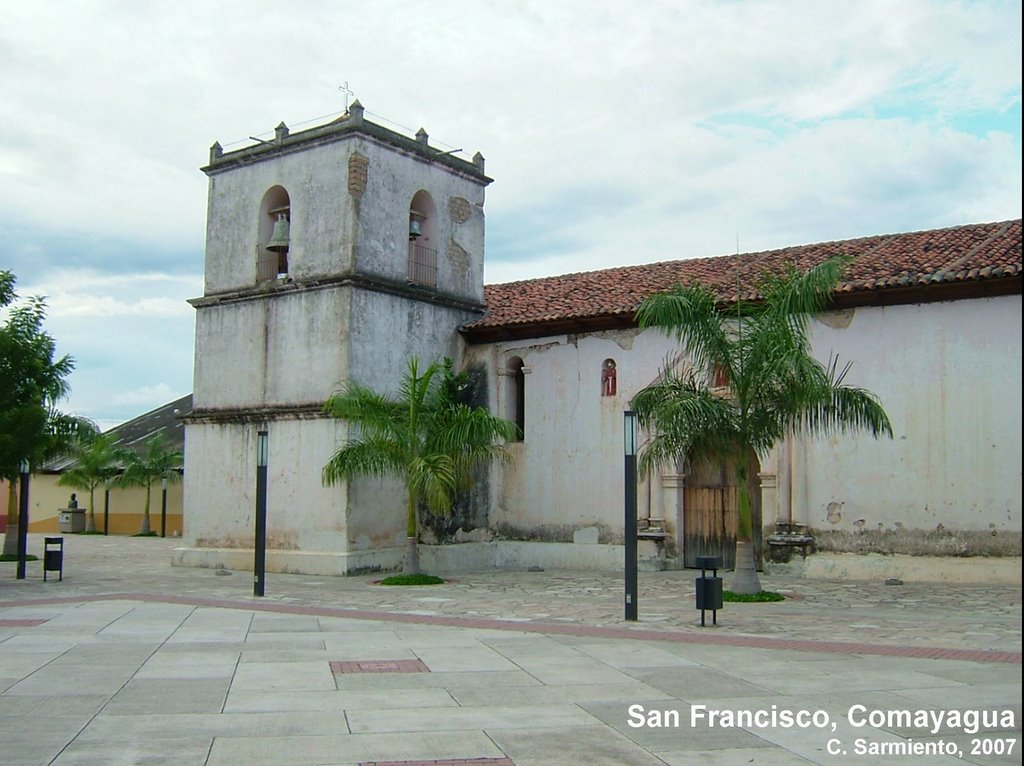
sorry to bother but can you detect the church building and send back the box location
[177,104,1022,582]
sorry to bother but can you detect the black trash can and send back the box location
[43,537,64,582]
[695,555,723,626]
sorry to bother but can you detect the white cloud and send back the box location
[0,0,1019,424]
[111,383,176,408]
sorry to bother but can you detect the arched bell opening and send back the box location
[258,186,291,281]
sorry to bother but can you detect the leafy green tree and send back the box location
[118,434,183,535]
[58,432,127,533]
[1,270,80,554]
[632,257,892,593]
[323,357,519,574]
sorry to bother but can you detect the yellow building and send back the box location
[15,395,191,537]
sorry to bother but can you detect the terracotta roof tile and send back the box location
[468,220,1021,336]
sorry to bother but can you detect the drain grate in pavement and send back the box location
[360,760,514,766]
[0,619,47,627]
[330,659,430,674]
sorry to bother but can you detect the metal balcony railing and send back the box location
[256,249,288,282]
[408,243,437,287]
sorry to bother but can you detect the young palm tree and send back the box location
[632,257,892,593]
[119,434,183,535]
[57,430,123,533]
[323,357,519,574]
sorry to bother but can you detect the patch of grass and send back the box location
[132,531,158,537]
[723,590,785,603]
[0,554,39,562]
[378,573,445,586]
[79,530,105,535]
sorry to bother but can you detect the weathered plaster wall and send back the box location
[469,294,1022,565]
[186,122,489,574]
[204,143,355,294]
[785,295,1022,552]
[194,288,351,409]
[183,418,348,553]
[347,289,476,387]
[465,328,679,543]
[350,138,486,303]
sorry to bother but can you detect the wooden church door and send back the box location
[681,452,762,570]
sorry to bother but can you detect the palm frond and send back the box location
[321,435,407,486]
[635,283,734,378]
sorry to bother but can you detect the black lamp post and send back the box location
[160,477,168,538]
[16,459,30,580]
[623,410,638,621]
[254,430,268,597]
[103,477,111,535]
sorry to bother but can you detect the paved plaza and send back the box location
[1,534,1021,765]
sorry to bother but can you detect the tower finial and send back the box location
[338,81,354,114]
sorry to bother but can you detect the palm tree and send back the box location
[57,431,125,533]
[119,434,183,535]
[632,257,892,594]
[323,357,519,574]
[1,269,81,553]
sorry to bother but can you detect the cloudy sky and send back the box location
[2,0,1020,429]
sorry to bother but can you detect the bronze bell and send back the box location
[266,214,290,252]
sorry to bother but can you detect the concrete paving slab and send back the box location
[249,614,323,632]
[77,710,350,742]
[56,642,159,666]
[449,681,673,707]
[0,721,86,766]
[230,659,337,692]
[572,642,702,668]
[135,648,240,679]
[410,644,522,672]
[239,647,332,663]
[508,656,647,686]
[103,678,231,715]
[1,535,1020,765]
[223,687,458,713]
[5,661,138,696]
[579,698,774,752]
[331,669,543,691]
[625,666,776,699]
[52,736,214,766]
[347,703,601,734]
[0,693,108,717]
[659,746,818,765]
[206,730,503,766]
[487,724,669,766]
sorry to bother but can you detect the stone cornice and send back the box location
[190,272,487,315]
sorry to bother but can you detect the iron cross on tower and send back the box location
[338,82,354,114]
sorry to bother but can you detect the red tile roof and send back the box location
[465,219,1021,340]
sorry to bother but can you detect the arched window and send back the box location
[258,186,290,281]
[507,357,525,441]
[601,359,617,396]
[407,190,437,286]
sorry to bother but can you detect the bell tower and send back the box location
[179,102,492,574]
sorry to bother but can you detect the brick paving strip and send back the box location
[0,619,47,627]
[2,591,1020,664]
[362,757,520,761]
[330,659,429,673]
[360,760,514,766]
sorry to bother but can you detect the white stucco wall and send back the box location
[790,295,1022,539]
[193,289,351,409]
[471,294,1022,562]
[466,328,679,540]
[183,418,348,552]
[185,121,491,573]
[349,139,486,303]
[204,146,354,294]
